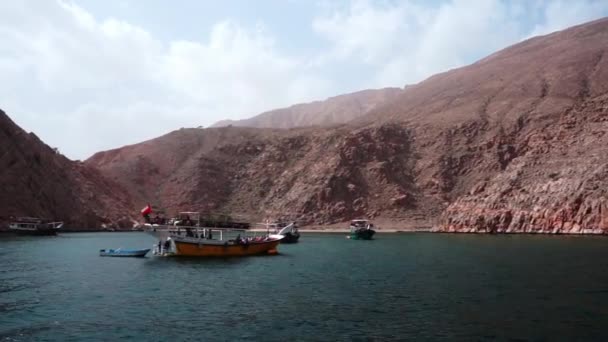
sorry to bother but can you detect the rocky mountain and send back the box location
[438,93,608,234]
[387,17,608,233]
[362,18,608,127]
[0,110,136,230]
[86,17,608,232]
[212,88,403,129]
[86,126,278,209]
[87,124,441,227]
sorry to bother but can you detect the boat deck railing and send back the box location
[144,224,257,242]
[10,221,64,229]
[10,218,63,224]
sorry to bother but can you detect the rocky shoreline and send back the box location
[431,226,607,235]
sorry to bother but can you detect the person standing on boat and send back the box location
[164,237,171,254]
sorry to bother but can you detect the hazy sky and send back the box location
[2,0,607,160]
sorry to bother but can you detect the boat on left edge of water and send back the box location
[138,209,283,257]
[99,248,150,257]
[8,217,63,235]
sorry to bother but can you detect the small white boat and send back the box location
[348,219,376,240]
[267,222,300,243]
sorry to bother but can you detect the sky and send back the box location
[1,0,607,160]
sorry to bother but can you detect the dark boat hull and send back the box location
[349,229,375,240]
[281,232,300,244]
[11,228,59,236]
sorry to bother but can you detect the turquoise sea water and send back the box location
[1,232,608,341]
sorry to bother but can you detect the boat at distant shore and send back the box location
[263,221,300,244]
[99,248,150,257]
[139,210,282,257]
[8,217,63,235]
[348,219,376,240]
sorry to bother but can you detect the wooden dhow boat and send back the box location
[8,217,63,235]
[140,211,282,257]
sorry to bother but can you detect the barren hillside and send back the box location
[0,110,136,229]
[82,17,608,232]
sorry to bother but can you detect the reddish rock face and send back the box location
[87,124,437,226]
[7,18,608,232]
[437,94,608,234]
[0,110,136,230]
[87,18,608,231]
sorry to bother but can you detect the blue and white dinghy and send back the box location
[99,248,150,257]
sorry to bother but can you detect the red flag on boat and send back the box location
[141,204,152,216]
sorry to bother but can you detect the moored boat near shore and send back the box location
[263,221,300,244]
[8,217,63,236]
[348,219,376,240]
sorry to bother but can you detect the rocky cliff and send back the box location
[83,18,608,232]
[0,110,136,229]
[438,94,608,234]
[87,124,441,227]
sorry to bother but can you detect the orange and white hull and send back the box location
[172,238,281,257]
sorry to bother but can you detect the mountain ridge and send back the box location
[211,87,403,129]
[4,18,608,232]
[85,17,608,231]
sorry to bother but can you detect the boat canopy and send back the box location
[277,222,297,235]
[12,217,46,223]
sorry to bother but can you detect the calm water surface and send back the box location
[1,232,608,341]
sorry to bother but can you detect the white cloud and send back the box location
[1,0,607,159]
[0,1,330,159]
[312,0,608,87]
[313,1,416,64]
[162,21,301,112]
[529,0,608,36]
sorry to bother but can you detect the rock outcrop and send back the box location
[0,110,136,230]
[88,18,608,232]
[438,94,608,234]
[87,124,441,226]
[9,18,608,232]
